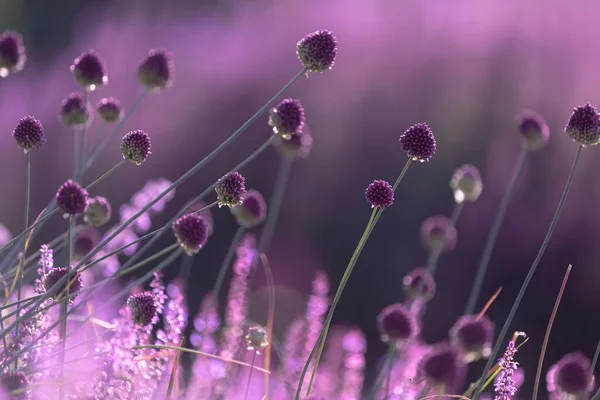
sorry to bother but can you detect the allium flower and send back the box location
[231,189,267,228]
[60,92,92,127]
[42,267,83,303]
[215,171,247,208]
[565,103,600,146]
[399,122,436,162]
[420,342,466,392]
[96,97,123,122]
[494,339,520,400]
[0,371,29,399]
[420,215,457,253]
[121,129,151,165]
[274,130,314,159]
[548,352,593,397]
[137,48,174,91]
[0,225,11,247]
[127,291,158,326]
[85,195,112,227]
[377,303,419,343]
[245,325,269,352]
[402,267,436,303]
[365,179,394,208]
[56,180,88,217]
[172,213,208,255]
[449,164,483,203]
[449,315,494,362]
[70,50,107,90]
[13,115,46,153]
[297,29,338,73]
[518,109,550,151]
[0,30,26,77]
[268,98,305,139]
[73,227,101,261]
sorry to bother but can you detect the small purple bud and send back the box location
[297,29,338,73]
[0,371,28,400]
[365,180,394,209]
[84,196,112,227]
[231,189,267,229]
[245,325,269,351]
[449,164,483,203]
[565,103,600,147]
[70,50,107,90]
[121,130,151,165]
[420,215,457,253]
[137,48,174,91]
[518,109,549,151]
[420,342,467,392]
[551,352,593,396]
[43,267,83,303]
[274,130,313,159]
[73,228,101,261]
[268,98,305,140]
[96,97,123,123]
[172,213,208,256]
[399,122,436,162]
[13,115,46,153]
[60,92,92,127]
[402,267,436,303]
[56,180,88,217]
[377,303,419,343]
[127,292,158,326]
[215,172,247,208]
[449,315,494,362]
[0,31,26,77]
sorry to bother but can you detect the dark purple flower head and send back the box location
[274,130,314,159]
[420,342,467,391]
[297,29,338,73]
[121,130,151,165]
[56,180,88,217]
[245,325,269,351]
[13,115,46,153]
[565,103,600,147]
[127,291,158,326]
[0,31,26,76]
[172,213,208,256]
[70,50,107,90]
[449,315,494,362]
[0,371,28,400]
[137,48,174,91]
[43,267,83,303]
[377,303,419,343]
[84,196,112,227]
[231,189,267,229]
[420,215,457,253]
[518,109,550,151]
[215,171,247,208]
[449,164,483,203]
[187,201,215,236]
[550,352,593,396]
[268,98,305,140]
[96,97,123,123]
[60,92,92,127]
[402,267,436,303]
[399,122,436,162]
[73,228,101,261]
[365,180,394,209]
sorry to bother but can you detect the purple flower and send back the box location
[60,92,92,127]
[0,30,26,76]
[420,215,457,253]
[377,303,419,343]
[231,189,267,228]
[96,97,123,122]
[0,371,28,400]
[399,122,436,162]
[449,315,494,362]
[172,213,208,256]
[127,292,158,326]
[13,115,46,153]
[187,201,215,236]
[548,352,593,397]
[245,325,269,352]
[85,195,112,227]
[56,180,88,216]
[215,171,247,208]
[297,29,338,73]
[402,267,436,303]
[268,98,305,139]
[494,339,519,400]
[121,129,151,165]
[365,179,394,208]
[70,50,108,90]
[565,103,600,146]
[137,48,174,91]
[449,164,483,203]
[518,109,549,151]
[73,227,101,261]
[420,342,466,392]
[42,267,83,303]
[274,130,314,159]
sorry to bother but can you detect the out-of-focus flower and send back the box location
[42,267,83,303]
[231,189,267,228]
[127,292,158,326]
[137,48,174,91]
[245,325,269,352]
[172,213,208,256]
[518,109,549,151]
[402,267,436,303]
[377,303,419,343]
[73,227,101,261]
[274,130,314,159]
[420,215,457,253]
[449,164,483,203]
[85,196,112,227]
[419,342,466,393]
[70,50,108,90]
[449,315,494,362]
[0,30,26,77]
[96,97,123,122]
[60,92,92,127]
[547,352,593,398]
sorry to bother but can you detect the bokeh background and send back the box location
[2,0,600,396]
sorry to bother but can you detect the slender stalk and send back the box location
[425,201,463,277]
[464,147,528,315]
[591,344,600,400]
[85,159,126,189]
[384,344,396,399]
[473,145,582,398]
[244,350,258,400]
[86,125,107,161]
[77,90,89,181]
[72,129,80,180]
[368,342,397,400]
[58,216,73,400]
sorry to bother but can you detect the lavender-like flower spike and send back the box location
[70,49,108,90]
[215,171,247,208]
[518,109,550,151]
[565,103,600,147]
[60,92,92,127]
[494,339,520,400]
[231,189,267,228]
[297,29,338,73]
[137,48,174,91]
[0,30,26,77]
[42,267,83,303]
[399,122,436,162]
[449,314,494,362]
[377,303,419,343]
[365,180,394,209]
[121,129,152,165]
[127,292,158,326]
[246,325,269,352]
[85,195,112,227]
[172,213,208,255]
[268,98,306,140]
[420,215,457,253]
[547,352,593,397]
[96,97,123,122]
[56,179,88,217]
[450,164,483,203]
[13,115,46,153]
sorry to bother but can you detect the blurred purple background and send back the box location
[2,0,600,395]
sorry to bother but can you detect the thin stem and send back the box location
[244,350,258,400]
[77,90,89,181]
[426,201,463,277]
[591,343,600,400]
[85,159,126,189]
[86,125,107,161]
[58,215,73,400]
[384,344,396,399]
[473,145,582,399]
[464,147,528,315]
[72,128,80,180]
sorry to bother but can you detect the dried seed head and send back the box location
[215,172,247,208]
[399,123,436,162]
[0,31,26,77]
[70,50,107,90]
[127,292,158,326]
[377,303,420,343]
[402,267,436,303]
[518,109,550,151]
[420,215,457,253]
[84,196,112,227]
[13,115,46,153]
[56,180,88,217]
[121,130,151,165]
[565,103,600,147]
[268,98,305,140]
[96,97,123,123]
[245,325,269,352]
[43,267,83,303]
[449,315,494,362]
[231,189,267,229]
[365,180,394,209]
[297,29,338,73]
[137,48,174,91]
[449,164,483,203]
[60,92,92,127]
[172,213,208,256]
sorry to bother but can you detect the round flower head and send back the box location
[215,171,247,208]
[187,201,215,236]
[121,130,151,165]
[0,30,26,77]
[13,115,46,153]
[172,213,208,256]
[43,267,83,303]
[549,352,593,396]
[420,342,467,392]
[60,92,92,127]
[56,180,88,217]
[449,315,494,362]
[137,48,174,91]
[84,196,112,227]
[420,215,457,253]
[231,189,267,228]
[402,267,436,303]
[268,98,305,140]
[73,228,101,261]
[245,325,269,352]
[449,164,483,203]
[0,371,28,400]
[96,97,123,123]
[377,303,419,343]
[274,130,314,159]
[518,109,550,151]
[399,122,436,162]
[365,180,394,209]
[297,29,338,73]
[565,103,600,147]
[70,50,107,90]
[127,292,158,326]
